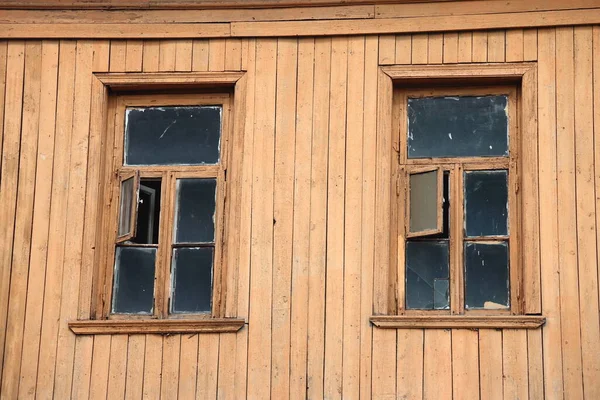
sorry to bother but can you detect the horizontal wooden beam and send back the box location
[68,318,246,334]
[231,8,600,37]
[370,315,546,329]
[95,72,245,88]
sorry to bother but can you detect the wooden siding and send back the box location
[0,28,599,399]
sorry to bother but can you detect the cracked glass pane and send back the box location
[124,106,222,165]
[407,95,508,158]
[406,240,450,309]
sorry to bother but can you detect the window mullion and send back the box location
[155,171,174,318]
[450,164,465,314]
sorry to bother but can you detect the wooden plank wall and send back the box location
[0,27,599,399]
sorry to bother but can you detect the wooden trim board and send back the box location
[370,315,545,329]
[68,318,245,334]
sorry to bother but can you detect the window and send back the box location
[98,93,231,320]
[397,86,520,315]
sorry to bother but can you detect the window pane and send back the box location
[125,106,222,166]
[112,246,156,314]
[174,179,217,244]
[171,247,213,313]
[129,179,161,245]
[433,278,450,310]
[409,169,440,235]
[406,240,450,309]
[464,170,508,237]
[118,176,135,237]
[407,95,508,158]
[465,242,509,310]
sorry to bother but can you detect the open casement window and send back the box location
[397,86,522,315]
[407,167,443,238]
[98,92,232,320]
[116,170,140,243]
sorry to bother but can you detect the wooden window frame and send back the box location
[371,63,545,329]
[69,72,247,335]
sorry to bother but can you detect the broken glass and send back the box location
[173,178,217,244]
[171,247,213,313]
[124,106,222,166]
[405,240,450,309]
[464,242,509,309]
[407,95,509,158]
[112,246,156,314]
[464,170,508,237]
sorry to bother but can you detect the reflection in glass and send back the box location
[465,242,509,309]
[174,179,217,244]
[112,247,156,314]
[409,169,440,235]
[464,170,508,237]
[171,247,213,313]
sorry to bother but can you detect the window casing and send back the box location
[396,86,522,316]
[95,92,232,320]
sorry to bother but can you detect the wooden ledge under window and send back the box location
[69,318,245,335]
[370,315,545,330]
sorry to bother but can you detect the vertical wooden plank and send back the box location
[524,29,538,61]
[506,29,524,62]
[247,38,277,400]
[479,329,503,400]
[125,335,146,400]
[411,33,428,65]
[538,28,564,400]
[125,40,143,72]
[594,27,600,387]
[159,40,176,71]
[503,330,529,400]
[174,39,192,71]
[71,39,109,400]
[527,330,545,400]
[472,31,488,62]
[372,329,396,400]
[52,40,95,399]
[225,38,242,71]
[271,37,298,400]
[487,30,506,62]
[89,335,111,400]
[394,34,411,64]
[426,33,442,64]
[109,40,126,71]
[1,41,41,400]
[423,330,451,400]
[160,335,180,400]
[35,40,76,398]
[217,333,235,400]
[324,35,347,400]
[0,40,7,158]
[142,40,159,72]
[457,32,472,62]
[574,25,600,400]
[342,35,364,400]
[18,40,59,400]
[360,35,378,400]
[452,330,479,400]
[197,334,219,399]
[289,37,314,400]
[107,334,128,399]
[306,37,330,400]
[192,40,209,71]
[379,34,395,65]
[142,335,163,400]
[443,32,458,63]
[209,38,226,71]
[555,26,585,400]
[396,330,423,400]
[0,40,24,392]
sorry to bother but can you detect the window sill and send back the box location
[68,318,245,335]
[370,315,545,329]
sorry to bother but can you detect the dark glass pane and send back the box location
[465,242,509,309]
[406,240,449,309]
[409,169,439,234]
[125,106,222,166]
[407,95,509,158]
[171,247,213,313]
[433,278,450,310]
[464,170,508,237]
[118,176,135,237]
[174,179,217,243]
[112,246,156,314]
[129,179,161,244]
